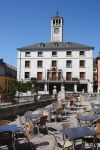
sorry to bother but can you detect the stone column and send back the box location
[44,83,47,93]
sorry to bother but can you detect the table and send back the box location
[78,115,99,122]
[44,104,56,111]
[0,124,17,149]
[63,126,99,150]
[0,124,17,133]
[25,113,43,121]
[91,108,100,114]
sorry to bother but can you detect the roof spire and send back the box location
[56,9,59,16]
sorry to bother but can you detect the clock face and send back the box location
[54,28,59,34]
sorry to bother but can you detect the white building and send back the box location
[17,14,94,94]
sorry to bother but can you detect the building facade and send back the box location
[96,53,100,93]
[17,15,94,94]
[0,59,17,92]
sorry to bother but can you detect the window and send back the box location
[25,72,30,78]
[5,79,7,85]
[56,20,58,25]
[66,72,72,81]
[80,51,85,56]
[80,72,85,79]
[66,60,72,68]
[80,60,85,67]
[66,51,72,56]
[25,52,30,57]
[59,19,61,24]
[37,61,43,68]
[47,72,51,80]
[25,61,30,67]
[52,72,56,80]
[37,72,42,80]
[53,20,55,25]
[38,52,43,57]
[52,51,57,56]
[38,83,44,91]
[58,72,62,80]
[52,60,57,67]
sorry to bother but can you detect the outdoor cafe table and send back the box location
[25,113,43,121]
[0,124,18,147]
[78,115,99,122]
[63,126,99,150]
[91,108,100,114]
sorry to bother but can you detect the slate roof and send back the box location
[17,42,94,51]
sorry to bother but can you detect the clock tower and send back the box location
[51,12,63,42]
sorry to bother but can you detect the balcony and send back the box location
[51,67,57,71]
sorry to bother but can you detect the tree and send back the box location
[8,80,17,98]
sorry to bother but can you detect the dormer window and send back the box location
[53,42,58,47]
[39,43,45,47]
[66,42,72,47]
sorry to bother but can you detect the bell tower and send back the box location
[51,11,63,42]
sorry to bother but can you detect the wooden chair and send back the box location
[48,130,72,150]
[0,131,16,150]
[82,123,100,150]
[0,120,11,126]
[15,120,34,149]
[16,115,26,127]
[61,122,70,140]
[37,116,48,133]
[76,112,85,126]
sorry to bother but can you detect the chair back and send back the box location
[96,123,100,139]
[16,115,24,127]
[62,122,70,130]
[0,120,10,126]
[76,112,85,126]
[62,122,70,140]
[91,102,95,109]
[48,131,58,147]
[62,104,65,110]
[24,121,33,137]
[24,111,33,115]
[39,116,47,126]
[56,107,62,114]
[0,131,13,146]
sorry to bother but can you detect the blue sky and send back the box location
[0,0,100,67]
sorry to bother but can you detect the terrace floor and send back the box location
[4,94,100,150]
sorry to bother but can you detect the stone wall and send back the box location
[0,98,56,120]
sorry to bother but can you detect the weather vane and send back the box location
[56,9,59,16]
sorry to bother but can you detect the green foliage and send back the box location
[0,86,3,93]
[8,80,17,97]
[7,78,38,97]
